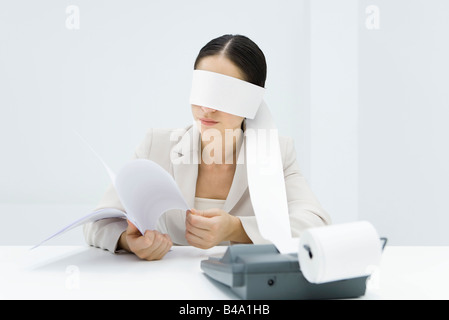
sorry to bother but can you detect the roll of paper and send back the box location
[298,221,382,284]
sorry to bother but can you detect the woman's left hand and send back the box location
[185,208,245,249]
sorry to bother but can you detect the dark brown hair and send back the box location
[194,34,267,88]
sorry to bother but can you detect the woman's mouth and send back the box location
[199,118,219,126]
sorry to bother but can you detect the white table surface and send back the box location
[1,245,448,300]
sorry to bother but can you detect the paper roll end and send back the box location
[298,221,383,284]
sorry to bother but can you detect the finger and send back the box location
[129,229,156,253]
[126,220,141,236]
[185,230,208,249]
[186,211,213,230]
[152,234,172,259]
[163,233,173,248]
[190,208,222,218]
[143,230,163,249]
[135,231,163,260]
[186,219,210,240]
[142,232,171,260]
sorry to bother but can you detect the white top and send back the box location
[193,197,226,211]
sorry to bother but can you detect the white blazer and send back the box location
[83,124,331,252]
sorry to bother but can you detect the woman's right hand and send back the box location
[118,220,172,261]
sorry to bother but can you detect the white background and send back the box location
[0,0,447,246]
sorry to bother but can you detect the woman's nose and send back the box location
[201,106,216,113]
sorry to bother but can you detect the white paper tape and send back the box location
[190,70,265,119]
[190,70,295,253]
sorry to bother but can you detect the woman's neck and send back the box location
[200,128,243,166]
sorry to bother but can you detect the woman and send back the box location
[83,34,331,260]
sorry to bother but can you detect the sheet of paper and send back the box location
[115,159,190,235]
[33,133,190,248]
[32,208,126,249]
